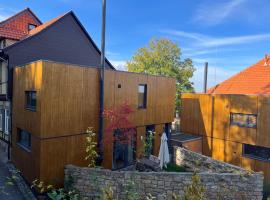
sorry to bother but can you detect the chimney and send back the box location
[265,54,270,66]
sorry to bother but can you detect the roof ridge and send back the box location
[27,11,71,36]
[207,57,270,94]
[0,7,42,26]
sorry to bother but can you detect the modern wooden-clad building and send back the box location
[0,8,114,146]
[180,93,270,183]
[12,60,176,186]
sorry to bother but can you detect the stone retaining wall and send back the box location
[173,146,247,173]
[65,147,264,200]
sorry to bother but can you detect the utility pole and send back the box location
[98,0,106,165]
[203,62,208,93]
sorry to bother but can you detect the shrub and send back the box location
[141,131,154,157]
[85,127,98,167]
[181,173,206,200]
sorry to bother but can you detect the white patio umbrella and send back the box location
[158,132,170,169]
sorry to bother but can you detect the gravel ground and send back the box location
[0,142,24,200]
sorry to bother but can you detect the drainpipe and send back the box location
[203,62,208,93]
[97,0,107,165]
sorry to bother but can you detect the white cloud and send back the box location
[0,13,10,21]
[200,34,270,47]
[110,60,127,71]
[0,7,18,22]
[193,0,246,26]
[162,29,270,48]
[183,48,242,57]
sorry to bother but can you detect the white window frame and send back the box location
[0,113,2,131]
[4,109,9,134]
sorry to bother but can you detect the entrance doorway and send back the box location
[112,129,136,169]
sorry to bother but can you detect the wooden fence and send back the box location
[181,93,270,182]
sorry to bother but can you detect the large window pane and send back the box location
[243,144,270,162]
[25,91,37,111]
[230,113,257,128]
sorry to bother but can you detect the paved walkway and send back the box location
[0,142,24,200]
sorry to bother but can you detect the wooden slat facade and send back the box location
[181,93,270,183]
[12,60,176,186]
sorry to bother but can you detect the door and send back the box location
[113,129,136,169]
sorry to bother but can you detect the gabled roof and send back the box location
[4,11,115,69]
[0,27,26,40]
[0,8,42,40]
[207,56,270,94]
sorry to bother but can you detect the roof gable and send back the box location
[3,11,115,69]
[207,57,270,94]
[0,8,42,40]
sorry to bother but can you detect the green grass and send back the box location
[164,163,187,172]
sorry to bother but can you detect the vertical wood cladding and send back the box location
[181,93,270,183]
[12,60,176,186]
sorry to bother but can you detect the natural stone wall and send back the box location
[65,147,264,200]
[173,146,247,173]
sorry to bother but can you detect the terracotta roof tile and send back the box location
[0,27,26,40]
[207,57,270,94]
[28,14,64,36]
[0,8,41,40]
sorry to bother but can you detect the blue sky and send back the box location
[1,0,270,92]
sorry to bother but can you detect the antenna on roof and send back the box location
[203,62,208,93]
[265,54,270,66]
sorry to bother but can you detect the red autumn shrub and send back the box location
[103,102,136,146]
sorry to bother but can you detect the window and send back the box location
[17,129,31,151]
[113,129,136,169]
[230,113,257,128]
[28,24,37,31]
[4,109,9,134]
[0,113,2,131]
[138,84,147,109]
[243,144,270,162]
[25,91,37,111]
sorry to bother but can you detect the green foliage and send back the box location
[123,180,139,200]
[164,163,187,172]
[146,194,156,200]
[101,186,116,200]
[0,168,20,195]
[31,179,52,193]
[85,127,98,167]
[127,38,195,112]
[181,173,206,200]
[31,179,86,200]
[47,188,85,200]
[141,131,154,157]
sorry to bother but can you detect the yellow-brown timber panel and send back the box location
[12,61,43,183]
[12,60,176,185]
[180,93,270,183]
[257,96,270,147]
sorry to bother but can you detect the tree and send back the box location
[127,38,195,113]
